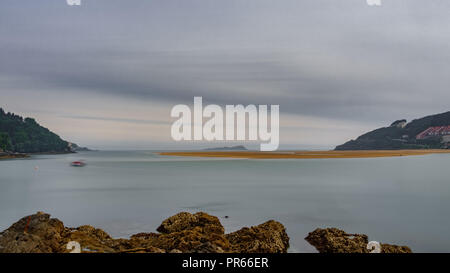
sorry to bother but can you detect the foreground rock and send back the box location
[0,211,289,253]
[225,220,289,253]
[305,228,412,253]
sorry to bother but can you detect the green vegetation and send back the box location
[0,132,12,151]
[0,108,70,153]
[335,111,450,150]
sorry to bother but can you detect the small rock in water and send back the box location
[305,227,412,253]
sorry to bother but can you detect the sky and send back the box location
[1,0,450,150]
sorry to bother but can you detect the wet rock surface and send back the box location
[225,220,289,253]
[0,212,412,253]
[0,211,289,253]
[157,212,225,235]
[305,228,412,253]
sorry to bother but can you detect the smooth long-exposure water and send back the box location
[1,151,450,252]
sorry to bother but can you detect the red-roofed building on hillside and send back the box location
[416,126,450,140]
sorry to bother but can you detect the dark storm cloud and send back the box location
[1,0,450,125]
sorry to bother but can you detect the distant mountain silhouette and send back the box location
[204,145,248,151]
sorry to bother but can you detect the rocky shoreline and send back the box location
[0,150,81,160]
[0,211,411,253]
[0,152,28,160]
[305,228,411,253]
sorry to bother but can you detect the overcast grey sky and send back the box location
[1,0,449,149]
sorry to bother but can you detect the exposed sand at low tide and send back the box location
[159,149,450,159]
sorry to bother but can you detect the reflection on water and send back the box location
[1,151,450,252]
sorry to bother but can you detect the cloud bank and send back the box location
[1,0,449,149]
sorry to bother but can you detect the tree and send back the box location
[0,108,70,153]
[0,132,12,151]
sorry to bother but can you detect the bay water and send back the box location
[1,151,449,252]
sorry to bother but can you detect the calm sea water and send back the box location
[1,151,450,252]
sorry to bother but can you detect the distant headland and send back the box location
[0,108,87,159]
[203,145,248,151]
[335,111,450,150]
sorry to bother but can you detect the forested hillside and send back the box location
[0,108,70,153]
[335,111,450,150]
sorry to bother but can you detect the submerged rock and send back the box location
[0,211,289,253]
[305,228,412,253]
